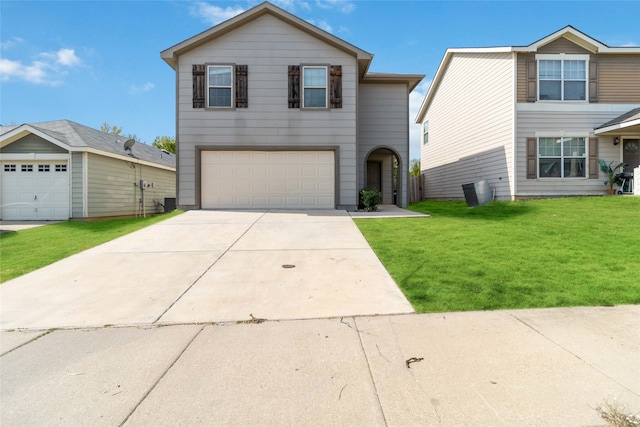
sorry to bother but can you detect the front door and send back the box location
[622,139,639,173]
[366,161,382,192]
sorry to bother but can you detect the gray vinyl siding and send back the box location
[358,83,410,207]
[175,14,358,209]
[71,152,84,218]
[515,107,640,196]
[1,134,67,154]
[86,154,176,218]
[421,52,515,200]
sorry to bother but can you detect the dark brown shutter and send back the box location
[589,137,599,179]
[288,65,300,108]
[235,65,248,108]
[526,137,537,179]
[589,61,598,103]
[526,60,537,102]
[330,65,342,109]
[192,65,206,109]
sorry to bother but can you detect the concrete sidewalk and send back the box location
[1,306,638,426]
[1,209,638,425]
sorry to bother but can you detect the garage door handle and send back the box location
[34,195,37,200]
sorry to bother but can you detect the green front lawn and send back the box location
[0,211,182,283]
[355,197,640,313]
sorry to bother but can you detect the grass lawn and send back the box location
[355,197,640,313]
[0,211,182,283]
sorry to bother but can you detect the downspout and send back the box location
[511,51,518,200]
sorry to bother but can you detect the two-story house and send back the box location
[161,2,423,210]
[415,26,640,200]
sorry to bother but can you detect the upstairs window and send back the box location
[538,55,587,101]
[302,66,328,108]
[207,65,233,108]
[423,121,429,145]
[538,137,586,178]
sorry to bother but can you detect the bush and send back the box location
[360,188,382,212]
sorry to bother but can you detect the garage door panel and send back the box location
[201,150,334,209]
[1,162,69,220]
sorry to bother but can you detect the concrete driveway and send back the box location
[0,209,415,330]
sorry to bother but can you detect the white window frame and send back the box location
[537,135,588,179]
[423,121,429,145]
[206,64,234,108]
[301,65,328,109]
[536,54,589,102]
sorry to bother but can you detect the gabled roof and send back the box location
[512,25,638,54]
[0,120,176,170]
[416,26,640,123]
[161,1,374,77]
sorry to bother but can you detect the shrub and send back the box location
[360,189,382,212]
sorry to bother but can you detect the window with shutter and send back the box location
[192,65,206,108]
[236,65,248,108]
[192,64,248,109]
[526,137,537,179]
[588,137,599,178]
[526,60,537,102]
[289,65,342,109]
[589,62,598,103]
[288,65,300,108]
[330,65,342,109]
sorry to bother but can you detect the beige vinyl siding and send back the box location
[86,154,176,218]
[537,38,592,55]
[598,54,640,102]
[515,108,637,196]
[175,13,357,208]
[421,52,515,200]
[358,83,410,206]
[71,152,84,218]
[517,49,640,103]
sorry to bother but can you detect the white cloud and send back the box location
[56,48,82,66]
[191,2,245,25]
[409,80,431,160]
[306,19,332,33]
[0,37,24,50]
[130,82,155,93]
[0,48,82,85]
[315,0,355,13]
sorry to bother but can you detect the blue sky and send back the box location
[1,0,639,160]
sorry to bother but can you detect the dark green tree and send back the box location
[152,136,176,153]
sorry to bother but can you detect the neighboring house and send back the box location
[416,26,640,200]
[161,1,423,210]
[0,120,176,220]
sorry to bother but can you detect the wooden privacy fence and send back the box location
[408,174,422,204]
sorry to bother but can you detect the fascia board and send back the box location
[594,119,640,135]
[362,73,425,91]
[0,125,71,151]
[83,148,177,171]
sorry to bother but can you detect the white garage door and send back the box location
[1,162,70,220]
[201,151,335,209]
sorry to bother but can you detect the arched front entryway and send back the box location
[364,147,402,206]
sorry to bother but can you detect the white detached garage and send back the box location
[1,120,176,221]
